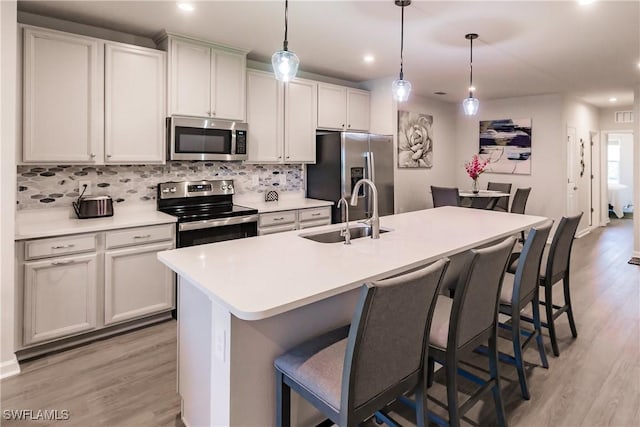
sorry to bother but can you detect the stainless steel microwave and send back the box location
[167,116,248,161]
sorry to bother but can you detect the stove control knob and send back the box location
[169,187,177,193]
[227,184,234,192]
[162,188,170,193]
[220,184,228,191]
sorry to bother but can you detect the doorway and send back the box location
[602,131,635,224]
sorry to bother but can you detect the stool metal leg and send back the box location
[276,371,291,427]
[544,282,560,357]
[489,334,508,427]
[532,297,549,369]
[563,275,578,338]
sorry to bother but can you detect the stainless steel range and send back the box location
[157,179,258,248]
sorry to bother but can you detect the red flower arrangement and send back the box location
[464,154,489,180]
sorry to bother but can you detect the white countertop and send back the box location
[234,195,333,213]
[16,203,177,240]
[158,206,547,321]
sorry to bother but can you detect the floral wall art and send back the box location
[397,111,433,168]
[478,118,532,175]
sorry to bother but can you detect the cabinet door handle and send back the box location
[52,260,75,266]
[286,156,290,159]
[106,154,112,158]
[273,217,285,221]
[311,213,321,216]
[51,244,75,249]
[348,124,351,128]
[133,234,152,239]
[341,124,345,128]
[211,111,216,117]
[90,153,96,158]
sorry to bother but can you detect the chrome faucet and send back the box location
[350,179,380,239]
[336,197,351,245]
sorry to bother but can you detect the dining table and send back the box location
[459,190,511,210]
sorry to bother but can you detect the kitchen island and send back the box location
[158,206,547,427]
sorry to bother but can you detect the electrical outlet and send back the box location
[78,180,92,196]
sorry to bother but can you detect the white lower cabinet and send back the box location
[19,224,175,352]
[258,206,331,235]
[23,253,98,345]
[104,241,174,325]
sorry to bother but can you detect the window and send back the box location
[607,140,621,183]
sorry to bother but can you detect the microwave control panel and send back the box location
[235,130,247,155]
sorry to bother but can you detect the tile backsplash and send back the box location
[17,162,304,210]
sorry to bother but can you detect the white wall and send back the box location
[563,96,601,234]
[599,105,635,132]
[455,94,565,223]
[0,0,19,379]
[363,78,458,213]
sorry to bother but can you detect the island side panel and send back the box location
[178,277,231,427]
[229,288,362,426]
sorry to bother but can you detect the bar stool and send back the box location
[508,213,583,356]
[497,220,553,400]
[427,237,516,427]
[274,258,450,427]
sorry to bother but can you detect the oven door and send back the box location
[177,215,258,247]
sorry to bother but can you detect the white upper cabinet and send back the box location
[246,70,283,162]
[246,70,316,164]
[22,26,167,165]
[169,39,211,118]
[317,83,370,132]
[105,43,166,164]
[285,78,318,163]
[23,27,104,163]
[166,35,247,121]
[346,88,371,132]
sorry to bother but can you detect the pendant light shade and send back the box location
[463,33,479,115]
[392,0,411,102]
[272,0,299,82]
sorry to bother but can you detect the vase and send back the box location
[472,179,479,194]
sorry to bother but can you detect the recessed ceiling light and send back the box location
[363,55,375,63]
[609,97,617,103]
[577,0,596,5]
[177,2,194,12]
[637,61,640,69]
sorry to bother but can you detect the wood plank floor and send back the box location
[2,219,639,427]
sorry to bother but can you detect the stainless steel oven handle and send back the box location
[179,214,259,232]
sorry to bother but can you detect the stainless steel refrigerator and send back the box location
[306,132,394,224]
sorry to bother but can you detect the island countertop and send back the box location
[157,206,547,321]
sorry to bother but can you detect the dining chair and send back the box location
[497,220,553,400]
[510,187,532,241]
[487,182,512,212]
[274,258,450,427]
[508,213,583,357]
[431,186,460,208]
[426,237,516,427]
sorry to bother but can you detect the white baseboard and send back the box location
[0,356,20,379]
[575,227,591,239]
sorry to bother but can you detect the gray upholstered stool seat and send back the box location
[274,327,349,411]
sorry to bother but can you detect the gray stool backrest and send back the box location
[487,182,512,211]
[546,213,583,281]
[431,186,460,208]
[510,187,531,214]
[513,220,553,303]
[450,237,516,348]
[341,258,449,416]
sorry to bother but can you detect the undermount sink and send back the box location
[300,224,391,243]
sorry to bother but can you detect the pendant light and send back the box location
[462,33,479,115]
[272,0,299,82]
[392,0,412,102]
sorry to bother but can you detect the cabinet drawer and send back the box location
[25,234,97,260]
[258,223,297,236]
[106,224,174,249]
[299,207,331,223]
[259,211,297,227]
[298,218,331,230]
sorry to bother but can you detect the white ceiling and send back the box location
[17,0,640,108]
